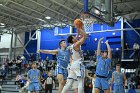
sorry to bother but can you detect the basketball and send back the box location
[74,19,83,29]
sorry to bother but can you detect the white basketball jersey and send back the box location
[69,44,83,62]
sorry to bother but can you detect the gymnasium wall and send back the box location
[24,19,140,60]
[0,33,25,56]
[40,22,121,60]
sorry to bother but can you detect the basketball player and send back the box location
[62,25,87,93]
[27,62,40,93]
[38,40,70,93]
[94,37,112,93]
[111,63,127,93]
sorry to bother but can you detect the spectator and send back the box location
[130,43,140,60]
[15,73,21,85]
[50,67,55,78]
[124,43,129,50]
[133,43,140,50]
[48,61,53,71]
[19,75,27,88]
[128,79,136,93]
[16,59,22,74]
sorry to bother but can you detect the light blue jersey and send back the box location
[57,48,70,68]
[113,71,123,85]
[28,69,40,83]
[56,48,70,79]
[113,71,125,93]
[96,55,111,77]
[94,55,111,90]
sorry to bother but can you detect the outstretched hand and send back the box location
[37,49,41,53]
[99,37,104,41]
[105,40,109,44]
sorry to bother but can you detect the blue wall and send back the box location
[40,28,68,60]
[40,21,122,60]
[24,19,140,60]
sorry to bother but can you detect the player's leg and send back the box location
[94,77,101,93]
[77,77,84,93]
[62,68,76,93]
[28,83,34,93]
[56,67,66,93]
[94,88,100,93]
[34,83,40,93]
[57,74,66,93]
[62,79,74,93]
[72,80,78,93]
[101,78,110,93]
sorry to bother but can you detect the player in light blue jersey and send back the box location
[38,40,70,93]
[111,63,127,93]
[94,37,112,93]
[27,62,40,93]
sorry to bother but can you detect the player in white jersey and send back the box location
[62,23,87,93]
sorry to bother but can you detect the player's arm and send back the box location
[123,73,127,86]
[105,40,112,59]
[97,37,104,56]
[38,70,41,83]
[38,49,58,55]
[110,73,114,89]
[74,28,87,50]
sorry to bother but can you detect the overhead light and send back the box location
[36,18,46,22]
[112,32,116,35]
[95,9,100,15]
[0,23,5,26]
[94,38,97,41]
[0,4,3,6]
[45,16,51,19]
[0,23,5,27]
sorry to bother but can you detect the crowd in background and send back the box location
[0,43,140,93]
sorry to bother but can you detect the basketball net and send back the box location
[81,13,94,32]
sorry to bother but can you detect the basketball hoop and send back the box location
[81,13,94,32]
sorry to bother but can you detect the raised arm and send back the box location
[38,49,58,55]
[74,28,87,50]
[97,37,104,56]
[105,40,112,59]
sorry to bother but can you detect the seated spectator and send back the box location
[1,63,7,79]
[128,79,136,93]
[48,61,53,71]
[19,75,27,88]
[15,73,21,85]
[42,70,48,80]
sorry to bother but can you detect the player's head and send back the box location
[67,35,77,44]
[116,63,121,71]
[101,50,108,58]
[59,40,67,48]
[32,62,37,69]
[48,72,51,77]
